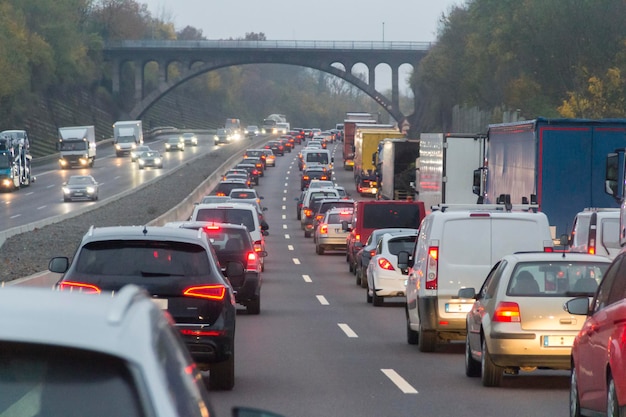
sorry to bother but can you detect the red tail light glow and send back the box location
[378,257,395,270]
[253,240,263,252]
[544,247,554,253]
[184,285,227,300]
[246,252,259,271]
[58,281,101,294]
[304,208,312,217]
[320,224,328,234]
[493,302,521,322]
[426,246,438,289]
[180,329,226,337]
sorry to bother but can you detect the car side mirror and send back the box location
[341,220,351,231]
[262,230,269,236]
[397,251,413,270]
[458,287,476,299]
[564,297,592,315]
[48,257,69,274]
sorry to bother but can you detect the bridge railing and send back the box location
[105,40,433,51]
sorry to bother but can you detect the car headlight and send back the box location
[115,144,121,150]
[138,159,145,165]
[62,187,71,194]
[154,158,162,164]
[86,187,95,194]
[166,144,171,148]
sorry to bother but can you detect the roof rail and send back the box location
[433,203,540,213]
[582,207,620,213]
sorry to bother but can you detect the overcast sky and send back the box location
[141,0,464,43]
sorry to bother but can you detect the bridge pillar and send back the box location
[391,64,399,116]
[112,59,120,94]
[159,60,167,84]
[134,62,143,102]
[368,66,375,88]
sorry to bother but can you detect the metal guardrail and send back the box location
[106,40,433,51]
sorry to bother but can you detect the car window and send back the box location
[362,204,421,229]
[75,240,212,277]
[479,260,507,300]
[0,342,145,417]
[195,208,255,232]
[387,236,417,255]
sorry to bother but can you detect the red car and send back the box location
[566,248,626,417]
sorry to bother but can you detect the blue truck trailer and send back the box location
[477,118,626,240]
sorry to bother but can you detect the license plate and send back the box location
[445,303,473,313]
[75,192,84,196]
[543,335,575,347]
[152,298,168,310]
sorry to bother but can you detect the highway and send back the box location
[9,138,571,417]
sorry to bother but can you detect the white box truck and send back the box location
[58,126,96,169]
[113,120,143,157]
[416,133,486,211]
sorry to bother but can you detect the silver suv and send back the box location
[48,225,238,390]
[0,285,216,417]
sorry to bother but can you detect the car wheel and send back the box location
[360,269,368,289]
[246,297,260,315]
[372,289,384,307]
[465,334,481,377]
[607,374,625,417]
[209,353,235,391]
[366,287,372,303]
[348,259,354,272]
[406,307,419,345]
[297,211,301,220]
[570,368,581,417]
[355,266,362,286]
[316,245,324,255]
[418,322,437,353]
[481,339,503,387]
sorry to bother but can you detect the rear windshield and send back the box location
[388,236,417,255]
[327,212,354,224]
[507,261,609,296]
[195,208,255,232]
[203,228,252,252]
[75,240,212,277]
[0,343,145,417]
[362,204,421,229]
[319,201,354,214]
[305,152,329,164]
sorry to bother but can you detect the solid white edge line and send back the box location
[381,369,418,394]
[338,323,358,338]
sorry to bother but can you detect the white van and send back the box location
[301,149,333,173]
[399,204,554,352]
[569,208,620,260]
[190,202,269,270]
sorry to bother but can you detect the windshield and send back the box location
[117,136,135,143]
[306,152,329,164]
[59,141,87,151]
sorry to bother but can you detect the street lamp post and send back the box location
[382,22,385,42]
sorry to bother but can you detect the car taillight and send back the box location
[426,246,438,289]
[256,163,262,168]
[252,169,259,175]
[246,252,259,271]
[184,285,227,300]
[304,208,312,217]
[315,214,324,222]
[378,257,395,270]
[321,176,328,180]
[216,192,226,196]
[180,329,225,337]
[355,234,361,242]
[493,301,521,322]
[254,240,263,252]
[544,247,554,253]
[369,249,376,256]
[320,224,328,234]
[303,175,309,180]
[58,281,101,294]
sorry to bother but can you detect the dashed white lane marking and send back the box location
[338,323,358,338]
[285,234,290,239]
[284,183,288,186]
[381,369,418,394]
[282,197,286,201]
[282,225,288,230]
[10,214,21,219]
[316,295,329,305]
[46,184,55,189]
[288,245,294,251]
[292,258,300,265]
[282,214,286,219]
[302,274,312,282]
[285,176,289,180]
[282,205,286,210]
[37,206,47,210]
[283,189,287,194]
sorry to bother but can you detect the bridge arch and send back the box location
[104,40,431,124]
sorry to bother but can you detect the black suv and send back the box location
[48,225,238,390]
[168,221,267,315]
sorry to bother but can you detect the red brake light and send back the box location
[544,247,554,253]
[493,301,521,322]
[58,281,101,294]
[304,209,312,217]
[378,257,395,270]
[246,251,259,271]
[184,285,226,300]
[303,175,309,180]
[320,224,328,234]
[355,234,361,242]
[203,225,221,231]
[315,214,324,221]
[253,240,263,252]
[369,249,376,256]
[216,192,226,196]
[426,246,438,289]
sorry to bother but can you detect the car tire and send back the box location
[372,289,384,307]
[348,259,354,272]
[316,245,324,255]
[465,335,481,377]
[481,339,503,387]
[209,353,235,391]
[607,374,625,417]
[246,297,260,315]
[355,267,362,286]
[297,211,301,220]
[570,368,582,417]
[418,322,437,353]
[366,288,372,303]
[360,270,368,289]
[406,308,419,345]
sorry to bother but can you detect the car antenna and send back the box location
[143,225,148,235]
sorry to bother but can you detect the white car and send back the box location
[314,207,353,255]
[366,230,419,306]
